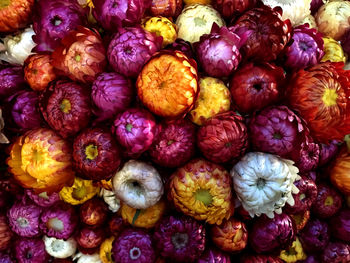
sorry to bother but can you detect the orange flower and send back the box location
[24,54,56,91]
[52,26,107,83]
[288,62,350,143]
[6,128,75,193]
[211,218,248,252]
[330,146,350,195]
[137,50,199,118]
[0,0,34,33]
[121,199,166,229]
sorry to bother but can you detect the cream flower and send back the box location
[0,26,36,65]
[231,152,300,218]
[261,0,312,26]
[296,15,317,29]
[73,252,102,263]
[0,109,9,144]
[43,236,77,259]
[99,188,120,213]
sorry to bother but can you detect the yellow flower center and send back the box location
[322,88,338,107]
[75,54,81,62]
[85,144,98,160]
[60,99,71,113]
[324,196,334,206]
[31,148,44,163]
[126,123,133,132]
[0,0,10,9]
[38,192,49,200]
[195,189,213,206]
[233,228,243,242]
[194,17,206,27]
[72,186,87,200]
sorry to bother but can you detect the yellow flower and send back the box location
[99,236,115,263]
[59,177,100,205]
[142,16,177,47]
[184,0,211,5]
[169,159,234,225]
[279,238,307,263]
[189,77,231,125]
[121,199,166,229]
[321,37,346,63]
[6,128,75,193]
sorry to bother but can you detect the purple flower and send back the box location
[197,248,230,263]
[32,0,86,52]
[295,139,320,173]
[300,218,330,253]
[154,215,206,262]
[284,24,324,70]
[40,202,78,239]
[91,72,134,121]
[15,238,49,263]
[92,0,151,31]
[318,140,340,166]
[107,26,162,78]
[0,66,26,101]
[112,108,158,158]
[112,228,155,263]
[25,190,60,207]
[149,119,196,168]
[0,253,13,263]
[166,39,195,59]
[8,200,41,237]
[321,242,350,263]
[194,24,249,78]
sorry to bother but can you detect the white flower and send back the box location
[99,188,120,213]
[231,152,300,218]
[112,160,164,209]
[43,236,77,259]
[73,252,102,263]
[0,26,36,65]
[176,4,225,44]
[261,0,312,26]
[296,15,317,29]
[0,109,9,144]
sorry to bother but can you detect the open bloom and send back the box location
[261,0,311,26]
[231,152,300,218]
[279,238,307,262]
[287,62,350,143]
[7,128,75,193]
[142,16,177,47]
[169,159,234,224]
[322,36,346,63]
[0,0,34,33]
[52,26,106,83]
[99,237,114,263]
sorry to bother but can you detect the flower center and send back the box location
[74,54,81,62]
[299,193,306,201]
[273,132,282,140]
[128,180,143,196]
[256,178,266,189]
[31,148,44,163]
[85,144,98,160]
[253,84,262,91]
[51,16,62,26]
[194,17,206,27]
[225,142,232,148]
[298,41,311,51]
[126,123,133,132]
[51,239,64,252]
[38,192,49,200]
[233,228,243,242]
[72,186,87,200]
[47,217,64,232]
[17,217,29,228]
[26,250,33,259]
[167,140,174,145]
[322,88,338,107]
[60,99,71,113]
[171,232,189,250]
[129,247,141,260]
[0,0,10,9]
[124,47,133,55]
[324,196,334,206]
[195,189,213,206]
[31,69,38,75]
[286,246,297,256]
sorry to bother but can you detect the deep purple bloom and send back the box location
[149,119,196,168]
[92,0,151,31]
[40,202,78,239]
[91,72,134,121]
[25,190,60,208]
[194,24,249,78]
[300,218,330,253]
[0,253,13,263]
[197,248,230,263]
[7,200,41,237]
[112,228,155,263]
[166,39,195,59]
[341,29,350,61]
[154,215,206,262]
[0,66,26,100]
[112,108,158,158]
[107,26,162,78]
[284,24,324,70]
[295,139,320,173]
[330,208,350,242]
[15,238,49,263]
[32,0,86,52]
[310,0,324,14]
[318,140,340,166]
[321,242,350,263]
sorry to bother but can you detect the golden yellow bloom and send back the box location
[184,0,211,5]
[321,37,346,63]
[59,177,100,205]
[142,16,177,47]
[7,128,74,193]
[121,199,166,229]
[280,238,307,263]
[169,159,234,225]
[97,179,113,191]
[189,77,231,125]
[99,236,114,263]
